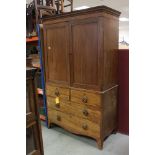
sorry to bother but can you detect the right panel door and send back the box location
[71,18,100,90]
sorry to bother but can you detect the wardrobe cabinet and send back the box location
[41,6,121,149]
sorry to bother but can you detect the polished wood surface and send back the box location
[70,88,101,109]
[47,96,101,124]
[102,86,118,138]
[102,17,119,90]
[46,84,69,100]
[26,68,44,155]
[48,109,100,139]
[71,18,99,89]
[43,6,120,91]
[44,22,70,86]
[41,6,120,149]
[47,86,118,149]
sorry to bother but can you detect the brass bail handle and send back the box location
[83,109,89,116]
[82,124,88,130]
[82,95,88,103]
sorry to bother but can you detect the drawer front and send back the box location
[47,96,101,124]
[71,89,101,108]
[46,85,69,100]
[48,109,100,139]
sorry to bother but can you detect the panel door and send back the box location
[26,70,44,155]
[44,22,70,86]
[70,18,101,90]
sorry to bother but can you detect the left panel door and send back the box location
[44,22,70,86]
[26,69,44,155]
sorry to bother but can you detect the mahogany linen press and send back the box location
[41,5,121,149]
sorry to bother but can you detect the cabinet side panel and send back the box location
[103,16,119,90]
[102,87,118,138]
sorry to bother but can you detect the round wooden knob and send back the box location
[82,96,88,103]
[83,109,88,116]
[82,124,88,130]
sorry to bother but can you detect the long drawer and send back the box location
[48,109,100,139]
[71,89,102,108]
[46,85,69,101]
[47,96,101,124]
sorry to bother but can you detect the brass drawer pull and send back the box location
[82,124,88,130]
[57,115,61,121]
[83,109,89,116]
[55,88,60,96]
[82,96,88,103]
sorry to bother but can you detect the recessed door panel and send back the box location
[71,19,99,89]
[45,23,69,85]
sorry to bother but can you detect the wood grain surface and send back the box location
[41,6,120,149]
[48,109,100,139]
[47,96,101,124]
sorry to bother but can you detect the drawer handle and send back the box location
[57,115,61,121]
[82,96,88,103]
[55,103,60,108]
[55,88,60,96]
[83,109,89,116]
[82,124,88,130]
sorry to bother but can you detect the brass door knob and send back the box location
[82,96,88,103]
[57,115,61,121]
[48,46,51,50]
[83,109,89,116]
[82,124,88,130]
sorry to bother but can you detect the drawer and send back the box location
[47,96,71,110]
[48,109,100,139]
[71,89,101,108]
[46,85,69,100]
[47,96,101,124]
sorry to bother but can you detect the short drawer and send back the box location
[71,89,101,108]
[48,109,100,139]
[47,95,70,111]
[47,96,101,124]
[46,85,69,100]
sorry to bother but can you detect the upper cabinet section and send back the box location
[42,6,121,91]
